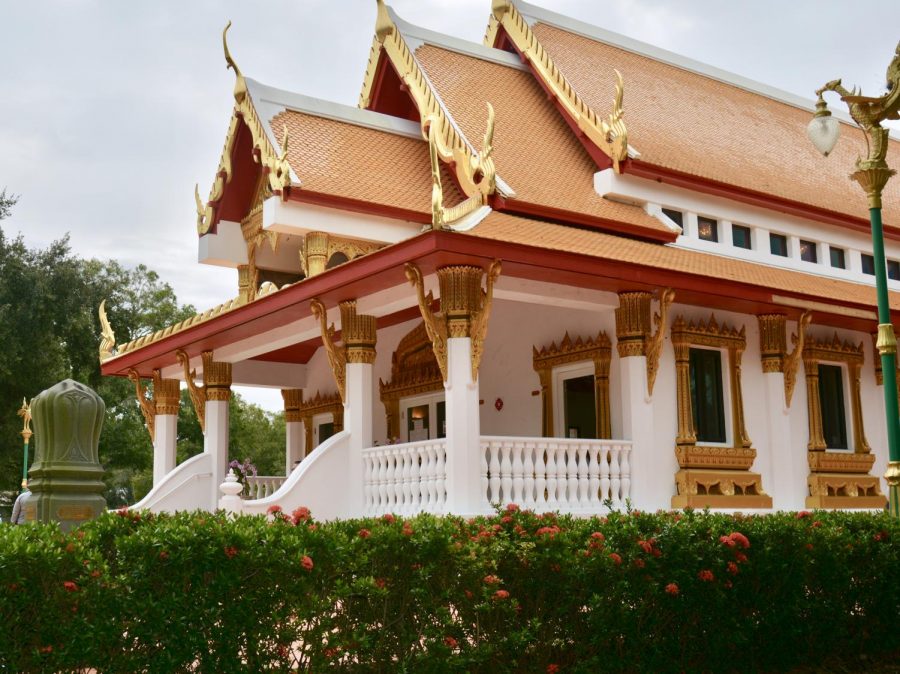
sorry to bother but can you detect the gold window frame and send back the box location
[532,332,612,439]
[297,391,344,452]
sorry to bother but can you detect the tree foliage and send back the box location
[0,189,16,221]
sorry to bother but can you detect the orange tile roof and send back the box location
[470,211,900,311]
[412,45,676,239]
[271,109,464,216]
[531,23,900,227]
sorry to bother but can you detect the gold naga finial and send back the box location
[602,70,628,173]
[470,102,496,197]
[279,124,289,163]
[99,300,117,362]
[17,398,32,438]
[427,118,445,230]
[223,21,247,104]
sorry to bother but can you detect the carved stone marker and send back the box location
[25,380,107,531]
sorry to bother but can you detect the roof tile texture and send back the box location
[413,44,674,236]
[271,110,463,215]
[471,211,900,310]
[532,22,900,226]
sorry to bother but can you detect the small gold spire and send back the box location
[222,21,247,104]
[98,300,116,362]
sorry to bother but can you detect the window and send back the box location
[697,216,718,242]
[562,374,597,439]
[662,208,683,228]
[407,404,430,442]
[889,260,900,281]
[689,348,727,443]
[800,240,818,263]
[817,364,848,449]
[732,224,752,249]
[770,233,788,257]
[399,393,446,442]
[861,254,876,275]
[317,421,335,444]
[830,247,846,269]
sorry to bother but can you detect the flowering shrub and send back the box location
[0,508,899,671]
[227,458,258,497]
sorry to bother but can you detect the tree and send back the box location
[0,189,17,221]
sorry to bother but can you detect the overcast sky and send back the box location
[2,0,899,410]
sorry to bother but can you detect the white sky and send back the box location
[2,0,899,409]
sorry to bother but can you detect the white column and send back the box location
[620,356,667,510]
[285,420,305,475]
[205,399,230,511]
[763,372,801,509]
[152,414,177,485]
[345,361,373,515]
[444,337,482,515]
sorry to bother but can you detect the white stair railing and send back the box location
[362,439,447,515]
[245,476,287,501]
[480,437,632,512]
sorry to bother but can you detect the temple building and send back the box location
[99,0,900,517]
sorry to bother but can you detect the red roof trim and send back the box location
[288,189,431,225]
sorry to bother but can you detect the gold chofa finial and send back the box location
[223,21,247,104]
[99,300,116,362]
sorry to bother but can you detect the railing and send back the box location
[362,439,448,515]
[480,437,632,512]
[245,476,287,500]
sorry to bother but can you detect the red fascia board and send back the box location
[287,189,431,226]
[623,159,899,241]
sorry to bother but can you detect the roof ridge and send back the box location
[508,0,897,139]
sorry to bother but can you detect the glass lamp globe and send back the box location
[807,100,840,157]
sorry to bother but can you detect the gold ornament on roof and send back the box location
[98,300,117,362]
[485,0,629,172]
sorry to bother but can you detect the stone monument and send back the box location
[24,379,107,530]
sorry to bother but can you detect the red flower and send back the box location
[591,532,605,541]
[812,520,822,528]
[116,507,128,517]
[358,528,371,539]
[382,513,396,524]
[308,524,318,532]
[735,552,748,564]
[796,510,811,519]
[637,539,653,554]
[464,589,473,599]
[493,589,510,600]
[375,577,386,588]
[501,516,513,524]
[301,555,314,572]
[550,563,561,572]
[292,506,311,524]
[65,542,76,553]
[547,665,560,673]
[63,581,78,592]
[506,503,520,512]
[159,550,169,561]
[402,522,414,536]
[7,583,17,591]
[874,530,889,542]
[719,535,736,548]
[267,504,282,515]
[224,546,238,559]
[40,645,53,654]
[724,580,733,589]
[805,543,814,550]
[698,569,715,582]
[444,636,459,648]
[90,570,101,578]
[665,582,679,596]
[483,574,501,585]
[727,562,739,576]
[536,525,560,538]
[609,553,622,566]
[729,532,751,549]
[634,558,646,569]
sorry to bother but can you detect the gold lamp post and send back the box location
[17,398,32,491]
[807,42,900,516]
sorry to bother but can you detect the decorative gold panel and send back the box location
[300,231,382,279]
[672,469,771,509]
[298,391,344,453]
[153,371,181,416]
[675,446,757,471]
[807,473,885,509]
[282,389,303,423]
[379,322,443,442]
[532,332,612,439]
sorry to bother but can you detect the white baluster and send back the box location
[535,442,547,508]
[364,454,373,511]
[511,442,524,505]
[386,450,397,511]
[480,440,490,506]
[566,444,578,511]
[577,443,589,509]
[599,445,610,504]
[500,442,513,505]
[588,444,600,506]
[402,450,414,512]
[522,442,535,507]
[489,442,501,503]
[377,450,388,512]
[609,445,621,509]
[620,444,632,504]
[546,442,558,507]
[411,446,423,510]
[421,445,433,508]
[435,443,447,507]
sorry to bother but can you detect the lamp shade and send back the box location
[807,114,840,157]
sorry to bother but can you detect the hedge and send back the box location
[1,506,899,673]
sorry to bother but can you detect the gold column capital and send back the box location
[615,291,652,358]
[153,370,181,416]
[282,388,303,423]
[303,232,330,278]
[437,265,486,338]
[340,300,378,365]
[757,314,787,373]
[202,351,232,402]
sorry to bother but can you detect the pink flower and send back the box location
[493,589,510,600]
[665,582,679,596]
[267,504,282,515]
[358,528,371,539]
[698,569,714,582]
[301,555,314,572]
[291,506,311,524]
[63,581,78,592]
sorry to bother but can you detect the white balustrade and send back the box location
[245,476,287,501]
[362,439,448,515]
[480,437,633,513]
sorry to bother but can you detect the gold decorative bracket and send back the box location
[470,259,502,381]
[197,22,293,235]
[98,300,117,362]
[405,263,448,381]
[783,311,812,408]
[310,299,347,403]
[645,288,674,396]
[360,1,499,203]
[176,349,207,433]
[485,0,629,172]
[127,369,156,443]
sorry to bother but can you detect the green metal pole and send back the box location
[869,205,900,516]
